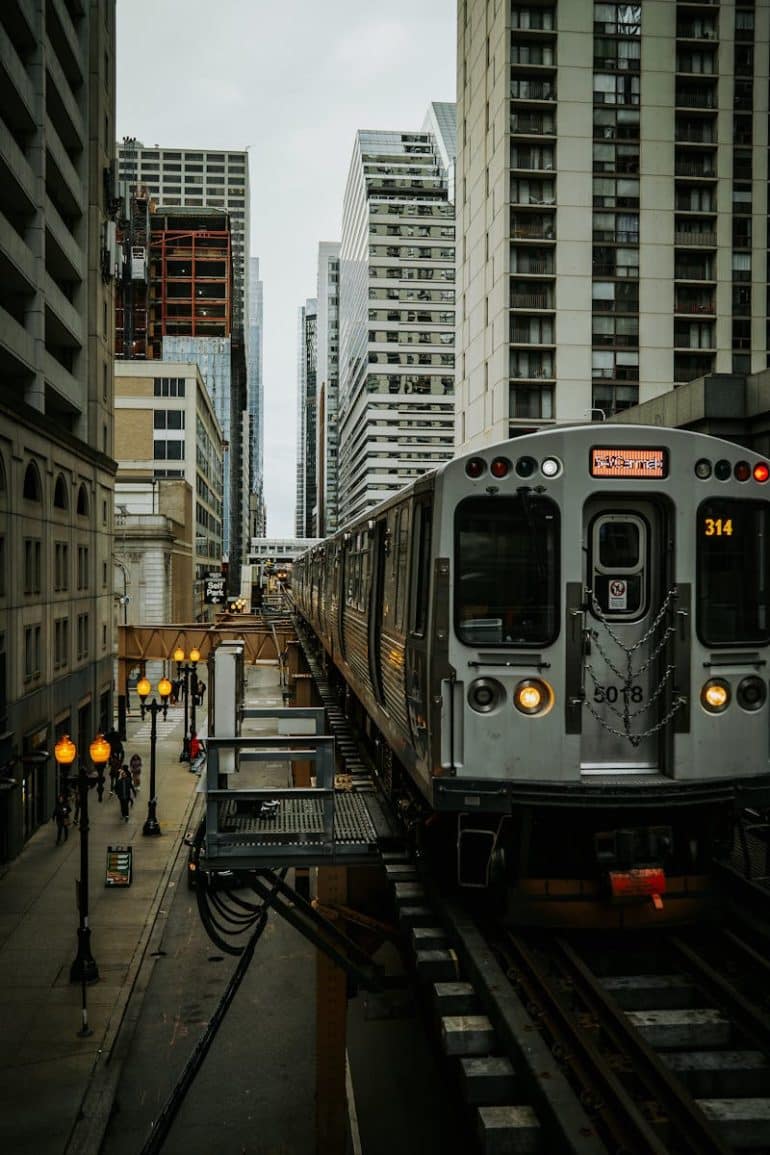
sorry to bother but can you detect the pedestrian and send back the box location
[115,766,135,822]
[194,678,206,708]
[108,750,122,795]
[129,752,142,791]
[188,730,206,774]
[52,794,71,844]
[105,728,124,764]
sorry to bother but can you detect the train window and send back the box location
[454,495,559,646]
[393,505,409,631]
[697,499,770,645]
[411,502,433,636]
[599,521,639,569]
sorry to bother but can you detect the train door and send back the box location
[405,498,432,760]
[581,498,672,774]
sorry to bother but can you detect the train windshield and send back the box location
[697,498,770,645]
[455,495,559,646]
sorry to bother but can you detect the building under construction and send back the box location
[115,200,233,360]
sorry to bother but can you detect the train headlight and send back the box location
[468,678,505,713]
[513,678,553,716]
[734,461,751,482]
[466,457,486,479]
[515,456,537,478]
[541,457,562,478]
[714,460,731,481]
[701,679,730,713]
[754,463,770,483]
[737,676,767,712]
[490,457,511,479]
[694,459,712,480]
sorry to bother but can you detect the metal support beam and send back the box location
[246,869,380,991]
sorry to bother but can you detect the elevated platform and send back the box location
[201,707,399,869]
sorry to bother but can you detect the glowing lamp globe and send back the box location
[173,647,185,663]
[137,677,151,699]
[189,649,201,663]
[158,677,172,699]
[89,734,111,766]
[55,735,77,766]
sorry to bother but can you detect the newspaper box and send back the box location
[105,845,133,887]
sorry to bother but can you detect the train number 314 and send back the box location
[594,685,644,704]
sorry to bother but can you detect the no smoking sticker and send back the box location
[609,579,627,610]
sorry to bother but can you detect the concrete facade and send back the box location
[114,361,225,621]
[456,0,770,449]
[0,1,118,862]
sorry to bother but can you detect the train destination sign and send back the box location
[590,447,667,479]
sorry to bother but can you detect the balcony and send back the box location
[510,81,555,102]
[674,229,717,246]
[675,88,716,109]
[511,115,555,136]
[510,288,554,309]
[511,219,555,240]
[675,160,716,178]
[674,297,715,315]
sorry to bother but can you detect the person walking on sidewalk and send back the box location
[189,730,206,774]
[115,766,135,822]
[52,794,71,844]
[129,752,142,791]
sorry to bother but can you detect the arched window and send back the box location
[54,473,68,510]
[23,462,41,502]
[76,483,89,517]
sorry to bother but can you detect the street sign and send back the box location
[205,576,226,605]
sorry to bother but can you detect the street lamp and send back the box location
[173,647,200,762]
[54,733,109,989]
[136,675,172,836]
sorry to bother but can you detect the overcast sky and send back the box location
[116,0,456,537]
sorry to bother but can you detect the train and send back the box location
[293,424,770,926]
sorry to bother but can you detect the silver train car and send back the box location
[294,424,770,925]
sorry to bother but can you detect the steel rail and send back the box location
[554,936,732,1155]
[503,933,671,1155]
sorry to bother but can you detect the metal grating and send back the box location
[215,793,379,849]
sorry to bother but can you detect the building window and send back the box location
[77,614,89,661]
[54,474,68,509]
[23,462,41,502]
[154,440,185,460]
[154,378,186,397]
[77,546,89,591]
[24,625,41,682]
[55,542,69,592]
[153,410,186,429]
[54,618,69,670]
[24,539,42,595]
[77,484,89,516]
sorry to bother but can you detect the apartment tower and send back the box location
[337,109,457,525]
[296,299,318,539]
[315,242,340,536]
[456,0,769,447]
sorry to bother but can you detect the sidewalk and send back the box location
[0,696,202,1155]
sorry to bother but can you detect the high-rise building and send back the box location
[116,141,251,581]
[295,300,318,538]
[315,242,340,536]
[337,110,457,525]
[116,141,249,333]
[456,0,770,447]
[247,258,265,538]
[0,1,117,862]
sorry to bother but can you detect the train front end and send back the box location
[431,424,770,926]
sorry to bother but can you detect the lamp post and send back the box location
[173,647,200,761]
[55,733,109,988]
[136,675,171,836]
